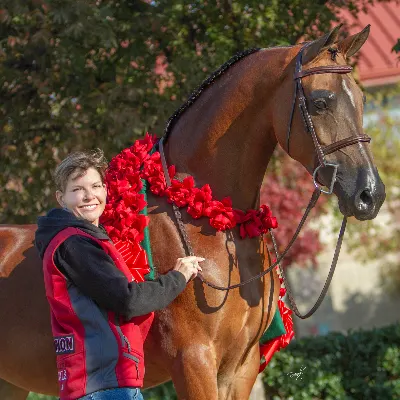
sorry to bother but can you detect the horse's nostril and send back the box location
[360,189,373,207]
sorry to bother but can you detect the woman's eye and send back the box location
[73,188,80,192]
[314,99,327,109]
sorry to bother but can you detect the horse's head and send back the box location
[273,25,385,220]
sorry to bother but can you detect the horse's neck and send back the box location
[166,48,290,210]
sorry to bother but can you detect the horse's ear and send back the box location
[338,24,370,58]
[302,24,343,64]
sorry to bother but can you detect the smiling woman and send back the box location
[53,150,108,226]
[55,167,107,225]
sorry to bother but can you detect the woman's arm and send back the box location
[55,236,187,318]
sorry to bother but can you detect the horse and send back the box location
[0,25,386,399]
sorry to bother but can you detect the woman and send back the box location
[35,149,203,400]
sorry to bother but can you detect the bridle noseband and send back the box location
[286,43,371,194]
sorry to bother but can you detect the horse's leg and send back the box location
[218,344,261,400]
[0,379,29,400]
[170,344,219,399]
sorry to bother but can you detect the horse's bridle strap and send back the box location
[294,65,353,79]
[322,134,371,156]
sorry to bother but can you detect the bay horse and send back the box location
[0,25,385,399]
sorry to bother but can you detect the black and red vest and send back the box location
[43,227,154,400]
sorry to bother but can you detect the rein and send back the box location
[158,44,371,319]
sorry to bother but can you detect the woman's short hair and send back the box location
[54,149,108,192]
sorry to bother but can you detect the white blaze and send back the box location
[342,78,356,108]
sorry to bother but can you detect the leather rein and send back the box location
[158,44,371,319]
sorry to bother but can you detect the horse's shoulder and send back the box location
[0,224,37,278]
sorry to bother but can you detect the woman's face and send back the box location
[56,167,107,226]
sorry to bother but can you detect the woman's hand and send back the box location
[173,256,204,283]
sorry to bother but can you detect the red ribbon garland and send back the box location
[101,134,294,371]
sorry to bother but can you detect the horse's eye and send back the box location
[362,94,367,104]
[314,99,327,110]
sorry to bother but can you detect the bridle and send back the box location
[287,43,371,195]
[158,43,371,319]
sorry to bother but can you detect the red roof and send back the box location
[341,1,400,87]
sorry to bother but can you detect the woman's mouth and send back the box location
[80,204,98,211]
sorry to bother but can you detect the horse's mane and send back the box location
[163,48,260,140]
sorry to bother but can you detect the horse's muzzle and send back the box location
[338,167,386,221]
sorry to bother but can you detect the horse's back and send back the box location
[0,224,37,277]
[0,224,57,393]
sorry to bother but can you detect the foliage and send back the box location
[27,394,57,400]
[263,323,400,400]
[393,39,400,54]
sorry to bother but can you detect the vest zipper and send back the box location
[114,315,132,352]
[114,316,139,379]
[123,352,140,379]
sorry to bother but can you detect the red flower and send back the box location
[166,176,195,207]
[187,185,212,219]
[107,178,131,198]
[108,156,128,172]
[122,214,148,242]
[204,197,236,231]
[234,209,263,238]
[124,168,143,191]
[129,133,157,163]
[122,190,146,213]
[104,225,122,242]
[100,203,115,225]
[119,148,141,169]
[141,153,170,194]
[142,152,162,176]
[259,205,278,230]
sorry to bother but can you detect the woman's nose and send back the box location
[84,189,95,200]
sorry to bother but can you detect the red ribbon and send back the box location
[114,240,150,283]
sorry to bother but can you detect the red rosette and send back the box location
[258,299,295,373]
[113,239,150,283]
[259,339,280,373]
